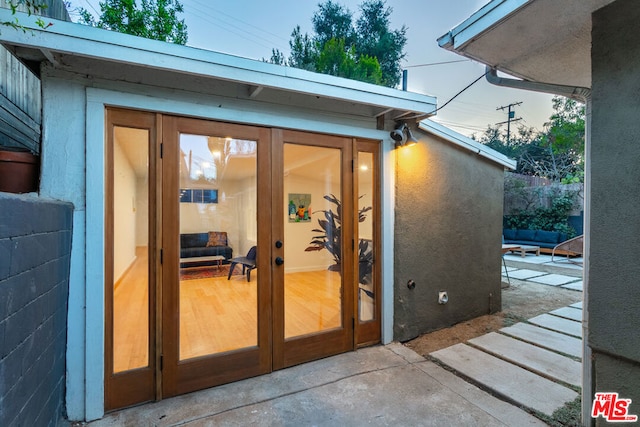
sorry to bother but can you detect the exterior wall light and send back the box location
[391,122,419,148]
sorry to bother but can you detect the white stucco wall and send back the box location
[38,66,396,421]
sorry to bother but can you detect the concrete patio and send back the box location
[79,253,583,426]
[84,342,543,426]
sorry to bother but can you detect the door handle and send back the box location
[275,256,284,266]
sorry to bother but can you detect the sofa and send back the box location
[503,228,568,254]
[180,231,233,261]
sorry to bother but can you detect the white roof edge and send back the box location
[0,10,436,115]
[437,0,529,51]
[419,119,516,170]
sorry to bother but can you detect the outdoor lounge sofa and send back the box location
[180,231,233,261]
[502,228,569,254]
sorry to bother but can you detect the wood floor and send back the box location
[113,248,149,373]
[112,247,342,372]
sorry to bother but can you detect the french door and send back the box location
[104,109,380,410]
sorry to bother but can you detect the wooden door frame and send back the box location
[354,139,382,347]
[272,129,355,370]
[104,108,159,411]
[161,116,273,398]
[104,110,381,410]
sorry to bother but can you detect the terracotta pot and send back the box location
[0,149,39,194]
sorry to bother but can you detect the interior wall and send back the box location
[135,177,148,247]
[113,138,137,281]
[283,173,339,273]
[179,178,252,256]
[590,0,640,417]
[393,129,505,342]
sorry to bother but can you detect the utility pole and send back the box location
[496,102,523,143]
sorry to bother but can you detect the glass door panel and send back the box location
[357,152,375,323]
[275,130,353,370]
[283,144,343,339]
[112,126,150,372]
[178,134,258,359]
[355,141,381,346]
[105,108,157,411]
[162,116,271,399]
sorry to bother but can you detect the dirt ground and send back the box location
[405,278,583,357]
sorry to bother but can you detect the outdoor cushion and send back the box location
[503,229,517,240]
[515,229,536,241]
[535,230,560,244]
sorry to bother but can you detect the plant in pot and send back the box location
[305,194,374,298]
[0,146,40,194]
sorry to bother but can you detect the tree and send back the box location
[476,96,585,182]
[1,1,51,33]
[541,96,585,183]
[269,0,406,87]
[355,0,406,87]
[78,0,187,45]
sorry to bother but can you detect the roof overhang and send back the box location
[438,0,615,88]
[419,120,516,170]
[0,9,436,128]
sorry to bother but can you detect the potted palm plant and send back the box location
[305,194,374,296]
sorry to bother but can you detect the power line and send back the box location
[403,59,469,68]
[427,69,490,116]
[432,119,489,132]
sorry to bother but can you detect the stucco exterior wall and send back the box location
[590,0,640,421]
[38,66,400,421]
[393,127,504,342]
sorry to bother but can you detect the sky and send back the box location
[66,0,555,138]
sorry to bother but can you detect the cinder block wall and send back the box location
[0,193,72,426]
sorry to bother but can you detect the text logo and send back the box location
[592,392,638,422]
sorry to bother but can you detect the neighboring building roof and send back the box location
[419,119,516,170]
[0,10,436,126]
[437,0,614,88]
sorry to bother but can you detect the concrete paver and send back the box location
[528,273,580,286]
[528,313,582,337]
[469,332,581,387]
[430,343,578,417]
[505,269,547,280]
[500,322,582,359]
[503,254,553,264]
[570,301,583,309]
[550,306,583,322]
[562,281,583,291]
[415,361,547,426]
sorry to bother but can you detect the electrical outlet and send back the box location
[438,291,448,304]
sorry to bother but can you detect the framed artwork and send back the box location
[288,193,311,222]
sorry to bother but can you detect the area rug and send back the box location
[180,264,242,280]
